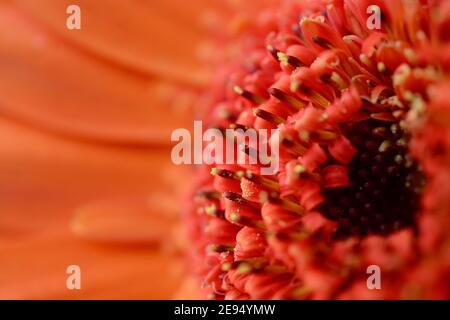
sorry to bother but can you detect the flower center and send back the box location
[320,118,425,239]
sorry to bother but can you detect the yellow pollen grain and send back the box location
[300,17,310,26]
[290,79,300,93]
[299,130,310,141]
[359,54,372,66]
[404,90,414,101]
[205,204,217,216]
[277,52,289,66]
[319,111,329,121]
[315,15,325,23]
[416,30,426,41]
[396,138,407,147]
[413,97,426,112]
[221,262,232,271]
[208,244,222,253]
[393,64,411,87]
[233,85,244,95]
[377,62,386,72]
[331,72,347,90]
[230,212,240,221]
[399,120,407,129]
[294,164,306,174]
[379,140,391,152]
[219,109,231,119]
[237,263,252,274]
[403,48,416,63]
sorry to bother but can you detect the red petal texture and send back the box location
[186,0,450,299]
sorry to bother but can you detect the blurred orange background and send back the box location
[0,0,215,299]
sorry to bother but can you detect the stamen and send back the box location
[223,191,261,210]
[204,204,225,218]
[260,192,305,215]
[312,35,333,49]
[267,45,280,60]
[268,87,307,109]
[233,85,266,104]
[208,244,234,253]
[211,168,242,181]
[253,108,285,125]
[244,170,279,191]
[195,191,221,200]
[281,136,308,156]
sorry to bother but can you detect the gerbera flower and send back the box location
[186,0,450,299]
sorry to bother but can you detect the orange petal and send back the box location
[0,117,189,299]
[0,231,185,299]
[173,277,203,300]
[13,0,210,86]
[0,4,194,145]
[0,117,186,240]
[71,196,176,245]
